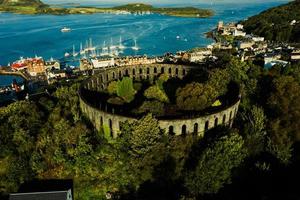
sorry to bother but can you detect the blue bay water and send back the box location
[0,1,288,86]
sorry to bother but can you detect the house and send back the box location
[80,58,93,71]
[238,41,255,49]
[45,58,60,71]
[264,53,288,68]
[233,29,246,37]
[91,57,115,69]
[291,49,300,61]
[188,48,212,63]
[252,36,265,42]
[9,190,73,200]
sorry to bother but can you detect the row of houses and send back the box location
[80,55,165,71]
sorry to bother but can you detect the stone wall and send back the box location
[79,63,240,138]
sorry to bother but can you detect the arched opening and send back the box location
[146,75,150,80]
[169,126,174,135]
[175,68,179,76]
[194,123,198,134]
[168,68,172,74]
[140,75,143,80]
[214,118,218,127]
[112,72,115,79]
[183,69,186,76]
[222,114,226,124]
[100,75,103,82]
[100,116,103,126]
[132,68,136,75]
[139,68,143,74]
[154,67,157,73]
[119,121,122,130]
[147,67,150,74]
[106,74,109,81]
[182,125,187,135]
[119,71,122,79]
[109,119,113,137]
[161,67,164,73]
[125,69,129,76]
[205,121,209,131]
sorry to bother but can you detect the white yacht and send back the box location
[61,27,71,32]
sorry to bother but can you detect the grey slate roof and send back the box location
[9,190,72,200]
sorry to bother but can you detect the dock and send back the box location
[0,68,31,80]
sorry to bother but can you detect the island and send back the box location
[0,0,214,18]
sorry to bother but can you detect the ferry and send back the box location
[61,27,72,32]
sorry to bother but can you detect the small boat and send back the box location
[72,45,78,57]
[176,35,180,39]
[61,27,71,32]
[118,36,126,49]
[132,39,139,51]
[64,52,70,57]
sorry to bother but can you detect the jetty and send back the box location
[0,67,31,80]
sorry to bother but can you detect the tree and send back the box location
[241,106,266,155]
[226,57,250,83]
[176,82,218,111]
[185,132,247,196]
[107,81,118,95]
[116,77,136,103]
[144,85,169,103]
[207,68,230,96]
[136,100,165,116]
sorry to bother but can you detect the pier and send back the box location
[0,68,31,80]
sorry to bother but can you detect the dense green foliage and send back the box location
[243,0,300,42]
[176,82,218,111]
[185,132,247,195]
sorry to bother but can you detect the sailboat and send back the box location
[102,41,108,51]
[118,36,125,49]
[132,39,139,51]
[80,43,85,55]
[109,38,117,50]
[72,45,78,57]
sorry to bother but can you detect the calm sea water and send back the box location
[0,1,288,86]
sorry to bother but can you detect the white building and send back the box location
[233,29,246,37]
[252,36,265,42]
[91,57,115,69]
[188,48,212,63]
[291,49,300,60]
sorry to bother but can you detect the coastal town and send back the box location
[1,20,299,105]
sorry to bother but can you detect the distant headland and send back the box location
[0,0,214,18]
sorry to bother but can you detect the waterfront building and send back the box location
[187,48,212,63]
[291,49,300,61]
[45,58,60,71]
[91,57,115,69]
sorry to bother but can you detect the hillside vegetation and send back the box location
[0,1,214,18]
[243,0,300,42]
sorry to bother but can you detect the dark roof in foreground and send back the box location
[9,190,72,200]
